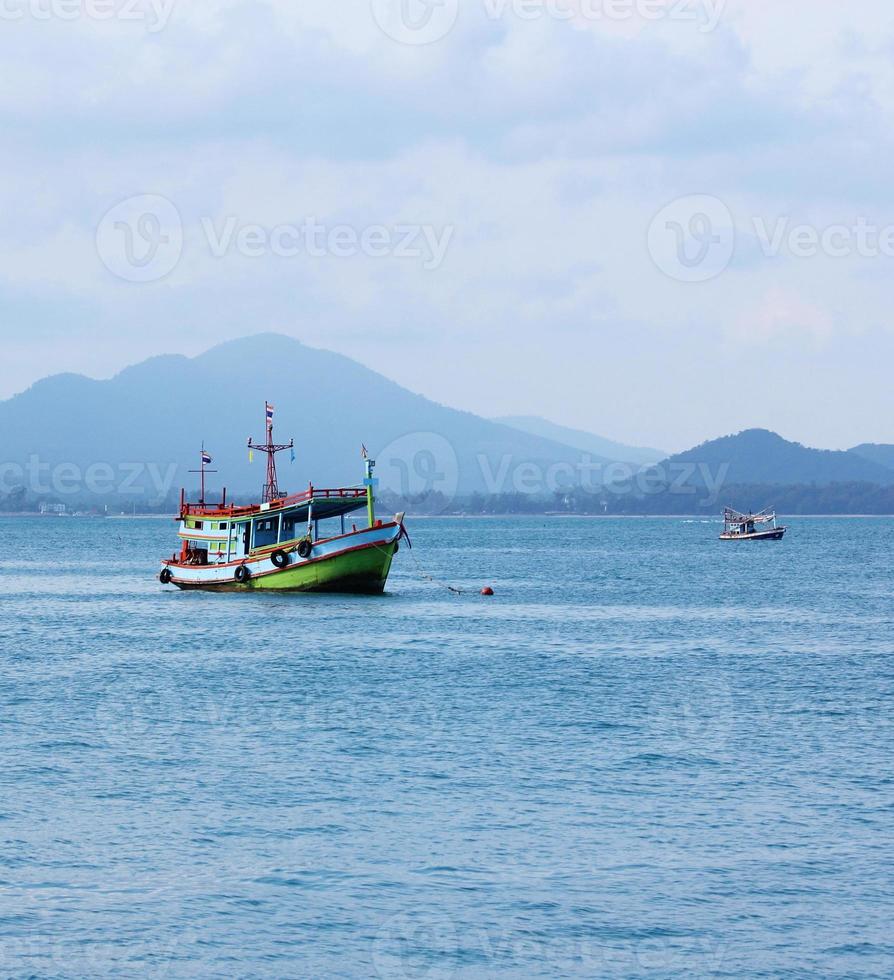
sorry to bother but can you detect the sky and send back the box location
[1,0,893,453]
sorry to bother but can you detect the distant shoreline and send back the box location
[408,513,894,519]
[2,512,893,520]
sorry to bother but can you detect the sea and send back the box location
[0,515,892,978]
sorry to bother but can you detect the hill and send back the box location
[494,416,666,465]
[0,334,616,505]
[849,443,894,472]
[654,429,894,488]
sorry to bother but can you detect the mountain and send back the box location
[655,429,894,488]
[0,334,619,505]
[849,443,894,472]
[5,343,891,512]
[494,416,666,466]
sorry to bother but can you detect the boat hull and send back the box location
[162,522,401,594]
[720,527,786,541]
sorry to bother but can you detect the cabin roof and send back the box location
[181,487,368,523]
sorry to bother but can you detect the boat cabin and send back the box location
[176,487,370,566]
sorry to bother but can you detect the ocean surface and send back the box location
[0,515,892,978]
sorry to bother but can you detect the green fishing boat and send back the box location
[159,403,406,592]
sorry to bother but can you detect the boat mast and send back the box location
[248,402,294,503]
[362,444,377,527]
[188,444,217,506]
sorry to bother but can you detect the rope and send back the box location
[372,528,469,595]
[405,545,467,594]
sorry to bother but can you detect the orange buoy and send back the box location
[481,587,495,596]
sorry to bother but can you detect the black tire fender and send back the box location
[235,563,251,584]
[159,567,173,585]
[271,549,289,569]
[297,539,312,560]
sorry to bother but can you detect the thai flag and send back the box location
[201,451,213,465]
[266,403,275,424]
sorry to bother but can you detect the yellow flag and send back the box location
[249,449,254,463]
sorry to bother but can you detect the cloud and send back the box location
[731,287,834,345]
[0,0,892,448]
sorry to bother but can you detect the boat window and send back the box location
[253,517,279,549]
[315,517,342,540]
[281,514,301,541]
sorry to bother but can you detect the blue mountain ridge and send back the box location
[1,338,891,505]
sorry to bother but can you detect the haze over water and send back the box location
[1,516,892,977]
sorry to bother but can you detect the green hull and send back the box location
[175,541,397,594]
